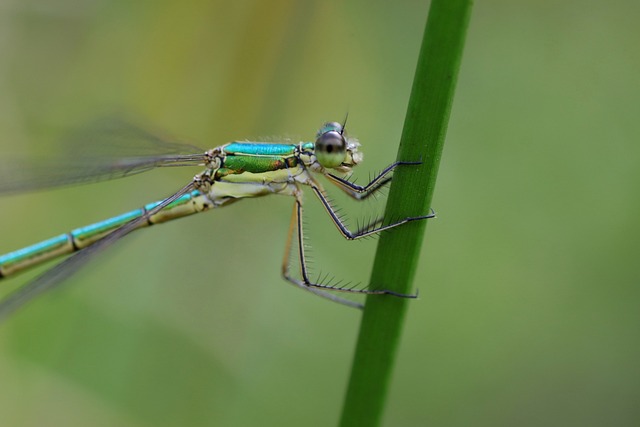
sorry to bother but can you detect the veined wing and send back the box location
[0,117,207,195]
[0,181,198,320]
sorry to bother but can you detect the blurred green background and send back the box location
[0,0,638,426]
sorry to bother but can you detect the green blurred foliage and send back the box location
[0,0,638,426]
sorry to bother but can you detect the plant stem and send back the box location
[339,1,472,426]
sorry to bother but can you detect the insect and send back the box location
[0,120,434,318]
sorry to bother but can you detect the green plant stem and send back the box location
[339,1,472,426]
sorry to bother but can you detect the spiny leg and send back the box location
[308,177,435,241]
[325,160,421,200]
[281,200,363,309]
[281,197,422,308]
[324,160,435,236]
[352,208,437,236]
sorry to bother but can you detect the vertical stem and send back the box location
[339,1,472,426]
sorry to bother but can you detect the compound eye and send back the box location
[315,130,347,168]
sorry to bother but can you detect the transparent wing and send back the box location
[0,182,197,321]
[0,117,207,194]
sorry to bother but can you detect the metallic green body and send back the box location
[0,121,431,314]
[218,142,300,176]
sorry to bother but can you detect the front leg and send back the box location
[325,160,421,200]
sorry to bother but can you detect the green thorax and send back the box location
[215,142,315,178]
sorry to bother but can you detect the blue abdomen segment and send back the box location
[0,190,210,278]
[71,209,144,244]
[0,234,72,276]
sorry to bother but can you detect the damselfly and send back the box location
[0,120,434,318]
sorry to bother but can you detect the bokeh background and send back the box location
[0,0,638,426]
